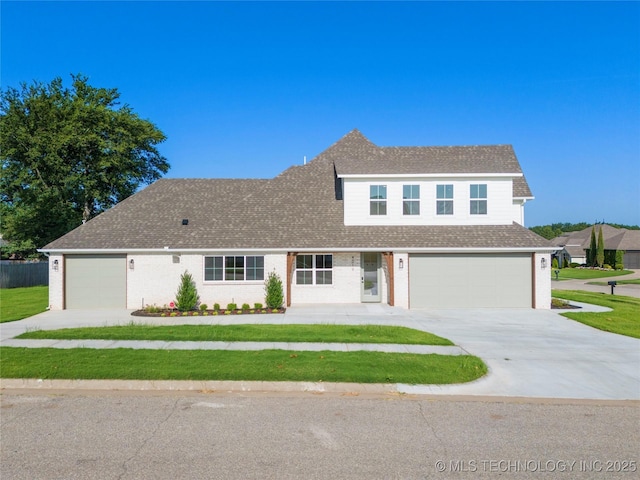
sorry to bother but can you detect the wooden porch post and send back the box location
[286,253,296,307]
[383,252,395,306]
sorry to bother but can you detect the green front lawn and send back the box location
[17,323,453,345]
[551,268,633,281]
[0,286,48,323]
[0,347,487,384]
[552,290,640,338]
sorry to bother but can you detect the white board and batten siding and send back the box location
[342,178,517,226]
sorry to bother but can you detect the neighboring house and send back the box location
[552,225,640,269]
[41,130,554,310]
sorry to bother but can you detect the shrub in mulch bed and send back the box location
[551,299,581,310]
[132,308,285,317]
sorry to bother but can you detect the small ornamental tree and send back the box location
[264,270,284,309]
[588,226,597,267]
[615,250,625,270]
[596,226,605,268]
[552,257,559,270]
[175,270,199,311]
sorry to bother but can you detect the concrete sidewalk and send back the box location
[1,338,465,355]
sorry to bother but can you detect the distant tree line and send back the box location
[529,222,640,240]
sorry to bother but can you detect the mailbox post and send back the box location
[607,281,617,295]
[554,269,560,281]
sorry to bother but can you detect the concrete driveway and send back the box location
[282,303,640,400]
[399,305,640,400]
[2,303,639,401]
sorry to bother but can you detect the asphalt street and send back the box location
[1,391,638,480]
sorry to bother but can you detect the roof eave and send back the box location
[338,173,524,179]
[40,246,558,254]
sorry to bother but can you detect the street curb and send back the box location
[3,379,639,406]
[0,378,398,395]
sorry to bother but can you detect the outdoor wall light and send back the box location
[52,259,59,271]
[541,257,547,269]
[129,259,135,270]
[399,258,404,269]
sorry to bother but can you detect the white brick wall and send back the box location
[127,253,287,309]
[129,252,382,308]
[48,254,64,310]
[343,178,517,226]
[393,253,410,308]
[534,252,552,309]
[291,253,362,304]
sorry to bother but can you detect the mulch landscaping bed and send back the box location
[551,301,581,310]
[132,308,286,317]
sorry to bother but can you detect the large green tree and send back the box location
[0,74,169,257]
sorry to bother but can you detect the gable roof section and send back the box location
[614,230,640,251]
[333,131,533,198]
[42,130,547,251]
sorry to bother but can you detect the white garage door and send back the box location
[409,254,532,308]
[65,255,126,309]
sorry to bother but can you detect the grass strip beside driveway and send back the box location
[0,347,486,384]
[552,290,640,339]
[0,286,48,323]
[551,269,633,281]
[587,279,640,286]
[17,324,453,346]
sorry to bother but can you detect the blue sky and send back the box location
[2,1,639,227]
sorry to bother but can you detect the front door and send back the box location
[361,253,381,302]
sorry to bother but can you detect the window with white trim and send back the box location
[403,185,420,215]
[204,255,264,281]
[225,256,244,280]
[370,185,387,215]
[246,256,265,280]
[204,256,223,281]
[436,184,454,215]
[296,254,333,285]
[470,184,487,215]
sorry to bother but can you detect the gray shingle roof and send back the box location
[42,130,547,251]
[552,225,640,253]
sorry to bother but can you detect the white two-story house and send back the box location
[42,130,554,310]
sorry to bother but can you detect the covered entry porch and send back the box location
[285,252,396,307]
